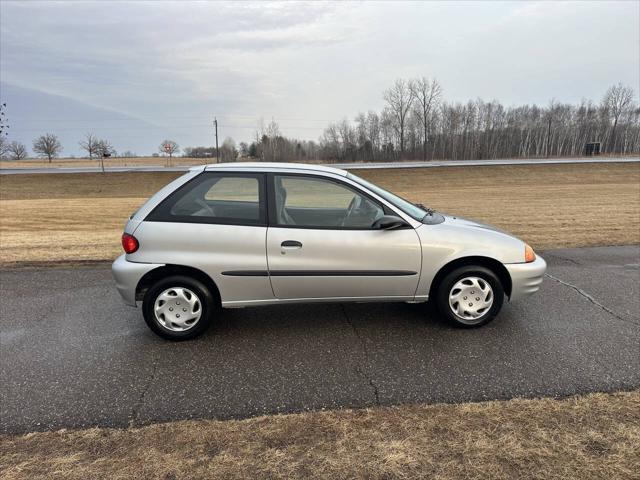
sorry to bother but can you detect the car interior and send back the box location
[274,176,385,228]
[170,175,261,221]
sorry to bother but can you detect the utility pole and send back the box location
[214,117,219,163]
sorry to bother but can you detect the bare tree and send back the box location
[603,83,635,152]
[321,123,341,161]
[262,119,280,161]
[238,141,249,157]
[79,133,100,159]
[366,111,381,159]
[159,140,179,166]
[354,112,375,161]
[0,135,8,158]
[380,108,396,159]
[354,112,367,145]
[255,118,266,160]
[543,99,558,157]
[33,133,62,162]
[410,77,441,160]
[337,118,357,160]
[383,79,414,159]
[8,141,28,160]
[95,139,116,172]
[0,102,8,140]
[95,139,115,157]
[220,137,238,162]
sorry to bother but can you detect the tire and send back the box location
[435,266,504,328]
[142,275,215,341]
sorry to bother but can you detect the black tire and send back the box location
[435,266,504,328]
[142,275,215,341]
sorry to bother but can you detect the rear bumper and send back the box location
[504,255,547,302]
[111,254,165,306]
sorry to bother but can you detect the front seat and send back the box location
[275,179,296,225]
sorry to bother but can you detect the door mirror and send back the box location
[372,215,409,230]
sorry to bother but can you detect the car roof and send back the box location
[194,162,349,177]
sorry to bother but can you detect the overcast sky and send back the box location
[1,0,638,154]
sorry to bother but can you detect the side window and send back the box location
[273,175,384,229]
[147,173,264,225]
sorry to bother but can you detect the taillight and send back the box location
[122,233,139,254]
[525,244,536,263]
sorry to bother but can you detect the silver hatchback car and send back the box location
[112,162,546,340]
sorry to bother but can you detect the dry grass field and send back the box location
[362,163,640,249]
[0,162,638,265]
[1,391,638,479]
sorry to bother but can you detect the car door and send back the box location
[134,171,274,305]
[266,173,422,300]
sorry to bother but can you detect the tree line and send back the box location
[0,133,186,164]
[0,132,239,164]
[244,81,638,163]
[0,133,115,162]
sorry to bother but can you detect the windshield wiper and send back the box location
[415,203,436,215]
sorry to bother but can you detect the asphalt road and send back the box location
[1,246,638,434]
[0,156,638,174]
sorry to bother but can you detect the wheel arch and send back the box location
[136,264,221,306]
[428,256,512,300]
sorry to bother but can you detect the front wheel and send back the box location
[142,275,215,340]
[435,266,504,328]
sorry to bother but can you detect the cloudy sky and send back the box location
[1,0,638,155]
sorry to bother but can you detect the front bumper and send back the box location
[504,255,547,302]
[111,254,165,306]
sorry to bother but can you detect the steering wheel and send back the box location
[341,196,359,226]
[195,198,215,216]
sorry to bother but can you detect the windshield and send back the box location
[347,172,430,221]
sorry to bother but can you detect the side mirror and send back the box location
[372,215,409,230]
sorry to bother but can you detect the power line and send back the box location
[214,117,219,162]
[7,123,329,132]
[0,113,337,124]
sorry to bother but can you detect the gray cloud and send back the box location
[1,0,637,155]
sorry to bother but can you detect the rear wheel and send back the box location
[435,266,504,328]
[142,275,215,340]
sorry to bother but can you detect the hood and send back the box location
[443,214,509,235]
[416,213,527,265]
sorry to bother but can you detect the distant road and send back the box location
[335,156,639,170]
[0,156,638,175]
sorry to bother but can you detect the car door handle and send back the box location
[281,240,302,248]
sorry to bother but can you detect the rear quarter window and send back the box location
[146,172,266,226]
[204,177,259,202]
